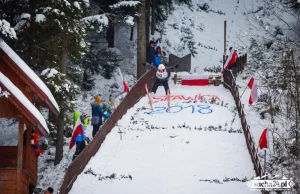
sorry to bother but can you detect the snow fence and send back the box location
[59,70,156,194]
[223,69,263,177]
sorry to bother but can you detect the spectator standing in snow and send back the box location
[103,106,114,122]
[44,187,53,194]
[155,39,162,56]
[31,130,39,149]
[152,49,162,68]
[72,116,89,160]
[91,95,104,137]
[73,111,89,129]
[31,186,53,194]
[109,95,116,111]
[146,40,156,71]
[31,130,45,156]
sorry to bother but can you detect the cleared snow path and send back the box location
[69,84,259,194]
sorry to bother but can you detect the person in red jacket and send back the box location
[31,131,45,156]
[222,47,238,76]
[31,131,39,149]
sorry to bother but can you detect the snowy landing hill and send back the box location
[69,81,259,194]
[156,0,254,73]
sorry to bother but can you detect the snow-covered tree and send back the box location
[40,68,80,139]
[0,0,108,164]
[0,19,16,40]
[243,0,300,192]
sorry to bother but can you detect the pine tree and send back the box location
[40,68,80,139]
[137,0,146,79]
[2,0,108,164]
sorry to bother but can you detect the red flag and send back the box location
[258,128,268,149]
[224,49,237,70]
[123,80,130,92]
[248,78,258,105]
[118,67,130,93]
[69,117,84,149]
[248,77,254,88]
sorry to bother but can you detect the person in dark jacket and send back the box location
[91,95,104,137]
[44,187,54,194]
[146,40,156,71]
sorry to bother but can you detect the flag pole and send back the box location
[239,85,248,98]
[264,149,267,173]
[264,149,267,194]
[223,20,227,71]
[118,67,124,80]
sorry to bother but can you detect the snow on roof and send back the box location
[109,1,140,9]
[0,40,60,113]
[0,72,49,134]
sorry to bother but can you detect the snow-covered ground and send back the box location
[36,0,274,192]
[69,81,258,194]
[154,0,257,73]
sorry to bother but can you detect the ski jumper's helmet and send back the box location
[158,64,165,71]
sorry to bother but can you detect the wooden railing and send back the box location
[236,54,247,74]
[223,56,263,177]
[59,70,156,194]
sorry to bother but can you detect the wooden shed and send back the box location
[0,41,59,194]
[0,41,59,115]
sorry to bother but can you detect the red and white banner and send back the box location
[180,75,209,80]
[181,75,209,86]
[118,67,130,93]
[69,117,84,149]
[258,128,268,149]
[248,77,258,105]
[181,79,209,86]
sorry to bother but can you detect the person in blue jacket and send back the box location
[72,116,90,161]
[103,106,113,122]
[153,52,162,67]
[91,95,104,137]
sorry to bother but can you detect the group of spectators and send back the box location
[72,95,116,160]
[145,39,179,97]
[146,39,163,71]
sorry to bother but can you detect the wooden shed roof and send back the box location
[0,41,59,115]
[0,72,49,136]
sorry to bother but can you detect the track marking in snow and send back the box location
[69,86,259,194]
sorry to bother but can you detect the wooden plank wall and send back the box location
[0,99,20,118]
[0,147,18,168]
[0,169,17,194]
[27,148,37,185]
